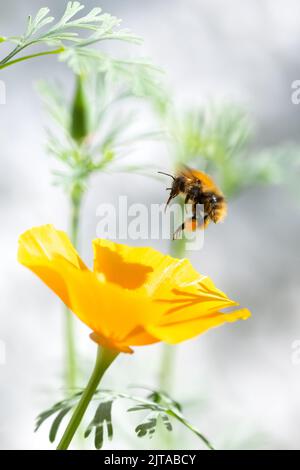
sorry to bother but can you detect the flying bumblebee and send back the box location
[158,166,227,239]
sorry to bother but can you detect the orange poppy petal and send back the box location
[18,225,88,309]
[93,240,153,289]
[54,261,156,344]
[153,276,238,325]
[18,224,87,270]
[120,325,158,347]
[18,226,160,353]
[18,225,251,352]
[92,239,201,295]
[89,332,134,354]
[147,307,251,344]
[90,327,158,352]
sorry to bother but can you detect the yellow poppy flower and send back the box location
[18,224,250,354]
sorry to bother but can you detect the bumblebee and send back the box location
[159,166,227,239]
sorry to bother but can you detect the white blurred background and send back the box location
[1,0,300,450]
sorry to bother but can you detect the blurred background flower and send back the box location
[1,0,300,450]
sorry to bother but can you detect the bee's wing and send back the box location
[179,165,219,192]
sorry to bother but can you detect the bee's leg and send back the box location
[192,200,208,226]
[172,221,185,240]
[172,215,197,240]
[173,214,210,239]
[184,194,191,214]
[203,214,210,228]
[165,193,175,210]
[165,185,180,211]
[197,214,210,230]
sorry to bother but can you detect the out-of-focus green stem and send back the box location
[158,343,176,392]
[70,190,82,248]
[57,346,118,450]
[64,190,83,392]
[64,74,89,393]
[170,235,187,260]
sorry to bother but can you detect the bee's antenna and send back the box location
[158,171,175,180]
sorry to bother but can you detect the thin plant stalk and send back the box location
[70,190,82,248]
[158,343,176,393]
[64,190,83,391]
[0,43,31,65]
[63,73,87,392]
[57,346,118,450]
[0,48,63,70]
[64,305,77,392]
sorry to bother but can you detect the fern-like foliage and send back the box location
[37,70,163,201]
[35,392,82,443]
[35,388,214,450]
[0,2,142,72]
[155,96,300,198]
[84,399,114,449]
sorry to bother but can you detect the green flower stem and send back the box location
[0,48,63,70]
[70,190,82,248]
[63,72,89,393]
[64,191,83,392]
[57,346,119,450]
[158,343,176,392]
[64,305,77,393]
[0,43,29,65]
